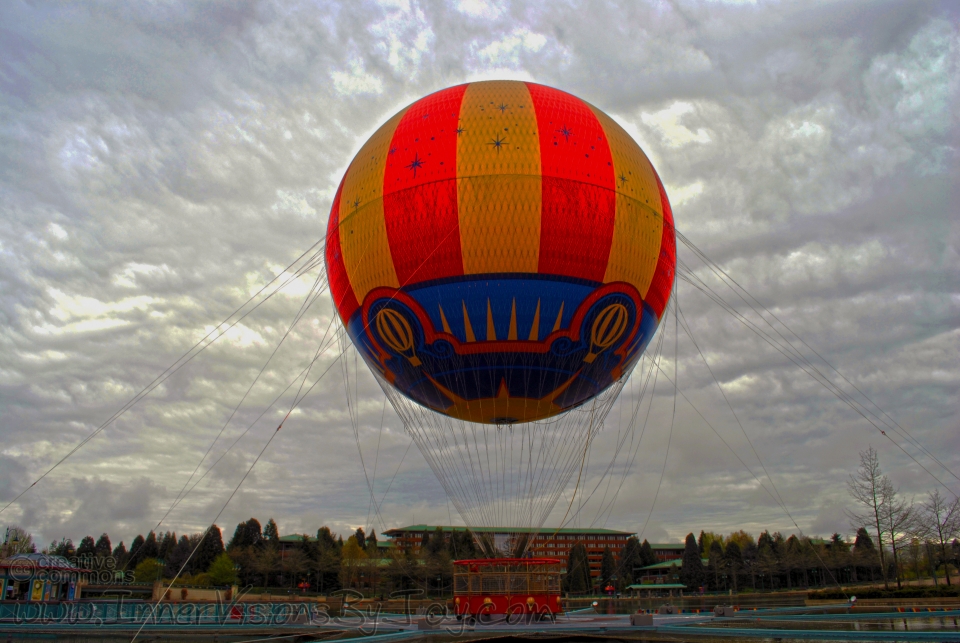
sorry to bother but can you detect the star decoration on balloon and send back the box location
[406,153,424,176]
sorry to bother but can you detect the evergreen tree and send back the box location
[354,527,367,551]
[95,533,112,557]
[617,536,642,587]
[127,535,146,569]
[263,519,280,545]
[564,543,592,593]
[316,526,338,550]
[854,526,875,551]
[599,547,616,588]
[680,532,705,590]
[228,518,263,550]
[639,539,657,567]
[195,525,225,573]
[112,541,127,569]
[76,536,97,560]
[158,531,177,561]
[707,540,724,590]
[365,529,378,552]
[166,535,192,577]
[426,527,446,557]
[141,531,159,559]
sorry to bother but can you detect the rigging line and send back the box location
[365,395,388,533]
[638,293,678,543]
[0,243,326,517]
[165,330,344,517]
[677,231,957,485]
[565,315,667,532]
[372,439,412,519]
[677,266,957,497]
[130,408,289,643]
[127,315,339,562]
[648,357,848,597]
[676,302,788,511]
[170,271,329,508]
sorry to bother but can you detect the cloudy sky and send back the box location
[1,0,957,551]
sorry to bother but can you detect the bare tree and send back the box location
[880,477,915,590]
[917,489,960,586]
[846,447,891,588]
[2,526,36,556]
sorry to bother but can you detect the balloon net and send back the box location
[372,365,627,553]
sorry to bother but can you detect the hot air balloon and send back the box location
[325,81,675,559]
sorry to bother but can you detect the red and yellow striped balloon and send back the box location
[326,80,675,424]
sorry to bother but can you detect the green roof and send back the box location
[649,543,685,549]
[638,558,708,570]
[384,525,633,536]
[627,583,686,590]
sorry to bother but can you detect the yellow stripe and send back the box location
[457,81,542,274]
[339,109,406,302]
[589,106,664,299]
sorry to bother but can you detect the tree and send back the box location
[158,531,177,561]
[254,545,280,588]
[879,478,915,589]
[707,540,724,591]
[196,525,225,573]
[48,537,75,558]
[263,519,280,545]
[724,541,742,593]
[127,535,146,569]
[617,536,642,588]
[340,535,368,590]
[917,489,960,585]
[228,518,263,551]
[76,536,97,561]
[2,526,36,556]
[846,446,892,588]
[95,533,112,557]
[680,532,705,590]
[354,527,367,552]
[133,558,163,583]
[208,552,239,586]
[113,541,128,570]
[141,531,160,559]
[638,539,657,567]
[564,543,592,594]
[165,535,194,577]
[599,547,616,589]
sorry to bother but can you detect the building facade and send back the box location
[383,525,634,579]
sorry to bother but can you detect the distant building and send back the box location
[648,543,685,562]
[383,525,634,579]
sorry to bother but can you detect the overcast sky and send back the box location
[1,0,957,550]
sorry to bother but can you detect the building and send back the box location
[648,543,685,562]
[383,525,634,579]
[1,554,89,601]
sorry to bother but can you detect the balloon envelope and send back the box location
[326,80,675,425]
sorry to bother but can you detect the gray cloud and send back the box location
[0,0,957,549]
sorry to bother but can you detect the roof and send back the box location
[649,543,685,550]
[0,553,90,572]
[638,558,708,570]
[627,583,687,590]
[384,525,633,536]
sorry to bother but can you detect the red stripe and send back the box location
[383,84,468,286]
[526,83,616,283]
[325,174,360,321]
[645,170,676,319]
